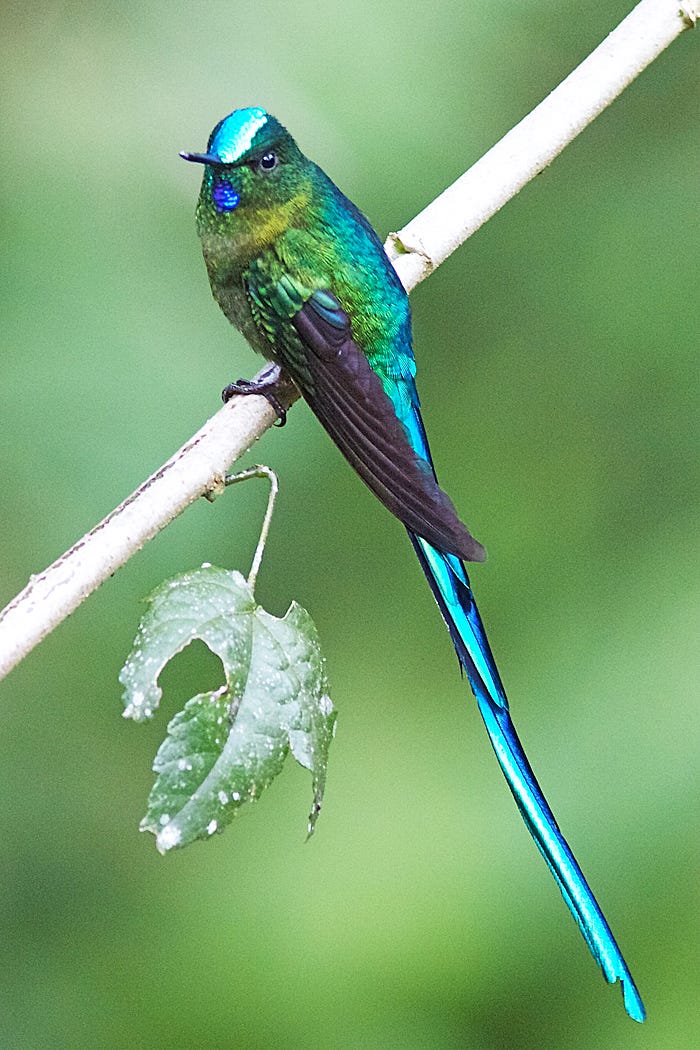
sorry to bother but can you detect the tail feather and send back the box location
[408,531,646,1023]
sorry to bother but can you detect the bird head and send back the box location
[182,107,313,244]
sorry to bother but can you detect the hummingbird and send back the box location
[182,106,645,1022]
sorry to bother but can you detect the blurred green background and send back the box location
[1,2,698,1047]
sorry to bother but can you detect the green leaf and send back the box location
[119,566,336,853]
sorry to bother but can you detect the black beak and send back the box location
[179,151,224,166]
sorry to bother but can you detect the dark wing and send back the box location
[248,270,485,562]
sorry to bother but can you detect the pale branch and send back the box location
[0,0,695,683]
[0,373,298,683]
[386,0,698,289]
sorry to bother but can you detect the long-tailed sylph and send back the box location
[182,107,645,1022]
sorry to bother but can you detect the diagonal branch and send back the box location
[386,0,698,290]
[0,0,696,683]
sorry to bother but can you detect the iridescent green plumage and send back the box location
[194,114,415,402]
[182,108,645,1022]
[187,110,482,559]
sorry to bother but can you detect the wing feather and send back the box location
[247,267,485,562]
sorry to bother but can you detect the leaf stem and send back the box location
[224,466,279,593]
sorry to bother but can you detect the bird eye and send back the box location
[258,151,278,172]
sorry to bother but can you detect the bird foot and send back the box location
[221,364,287,426]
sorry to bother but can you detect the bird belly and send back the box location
[208,268,274,361]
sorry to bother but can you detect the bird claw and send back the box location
[221,373,287,426]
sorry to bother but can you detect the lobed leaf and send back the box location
[120,566,335,853]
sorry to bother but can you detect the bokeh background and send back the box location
[1,2,698,1048]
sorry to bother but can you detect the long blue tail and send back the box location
[404,414,645,1022]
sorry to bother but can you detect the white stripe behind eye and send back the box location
[211,108,268,163]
